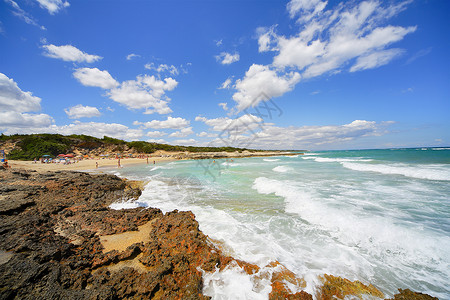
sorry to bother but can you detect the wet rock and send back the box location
[316,274,384,299]
[388,288,439,300]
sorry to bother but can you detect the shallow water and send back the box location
[110,148,450,299]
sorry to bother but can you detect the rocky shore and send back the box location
[0,168,438,299]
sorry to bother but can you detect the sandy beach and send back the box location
[8,156,176,173]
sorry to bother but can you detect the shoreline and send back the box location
[7,150,300,173]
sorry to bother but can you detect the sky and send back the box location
[0,0,449,150]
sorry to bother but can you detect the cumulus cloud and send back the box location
[147,138,167,144]
[108,75,177,114]
[145,63,179,76]
[0,73,54,131]
[215,52,240,65]
[169,127,194,138]
[0,112,53,128]
[2,121,143,141]
[134,116,189,129]
[64,104,101,119]
[233,0,415,111]
[36,0,70,15]
[146,131,167,138]
[195,114,263,133]
[219,78,233,90]
[73,68,119,89]
[0,73,42,112]
[248,120,392,149]
[270,0,416,77]
[42,44,102,63]
[171,138,197,146]
[197,131,218,138]
[200,118,392,149]
[232,64,300,110]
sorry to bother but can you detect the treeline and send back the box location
[0,134,251,160]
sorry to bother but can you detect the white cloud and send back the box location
[135,116,189,129]
[0,73,42,113]
[195,114,263,133]
[146,131,167,138]
[42,44,102,63]
[147,139,167,144]
[169,127,194,138]
[172,138,197,146]
[36,0,70,15]
[145,63,179,76]
[107,75,177,114]
[0,111,53,128]
[350,48,404,72]
[215,52,240,65]
[232,64,300,110]
[2,121,143,141]
[230,0,415,112]
[5,0,45,29]
[247,120,392,149]
[218,102,228,111]
[215,39,223,47]
[64,104,101,119]
[200,119,392,150]
[219,78,233,90]
[126,53,140,60]
[287,0,327,21]
[197,131,217,138]
[271,1,416,78]
[73,68,119,89]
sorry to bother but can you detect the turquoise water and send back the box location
[110,148,450,299]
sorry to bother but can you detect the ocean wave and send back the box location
[341,162,450,181]
[263,158,280,162]
[272,166,293,173]
[302,156,372,163]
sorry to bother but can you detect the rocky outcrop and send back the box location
[0,169,266,299]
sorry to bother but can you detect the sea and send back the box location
[107,147,450,299]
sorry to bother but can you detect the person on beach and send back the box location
[118,158,121,168]
[96,162,98,169]
[147,157,149,164]
[153,160,155,164]
[2,159,10,168]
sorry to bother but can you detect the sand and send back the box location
[8,156,176,173]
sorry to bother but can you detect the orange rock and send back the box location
[316,274,384,299]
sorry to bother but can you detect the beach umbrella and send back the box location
[42,155,52,157]
[64,154,74,158]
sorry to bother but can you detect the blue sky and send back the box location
[1,0,449,150]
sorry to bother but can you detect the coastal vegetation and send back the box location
[0,133,252,160]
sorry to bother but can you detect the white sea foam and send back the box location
[202,262,272,299]
[303,157,372,163]
[432,147,450,150]
[272,165,293,173]
[342,162,450,181]
[109,199,141,210]
[263,158,280,162]
[252,176,450,298]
